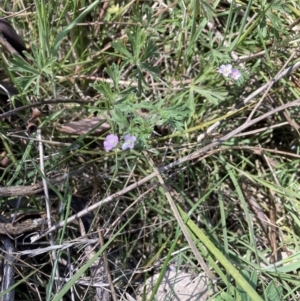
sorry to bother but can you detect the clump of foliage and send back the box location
[1,1,300,301]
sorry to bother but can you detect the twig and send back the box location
[37,129,61,291]
[97,226,117,301]
[0,166,86,197]
[1,238,15,301]
[246,51,297,122]
[0,35,20,57]
[0,98,93,119]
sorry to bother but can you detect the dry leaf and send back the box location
[58,116,110,135]
[29,107,42,121]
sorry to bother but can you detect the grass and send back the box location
[1,0,300,300]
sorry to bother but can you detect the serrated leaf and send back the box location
[127,27,147,61]
[140,62,160,75]
[105,63,122,90]
[9,60,40,74]
[192,86,228,105]
[14,76,39,90]
[142,39,158,60]
[112,40,133,60]
[90,81,114,103]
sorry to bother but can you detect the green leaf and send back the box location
[52,0,101,55]
[140,62,160,75]
[90,81,115,104]
[127,26,147,62]
[105,63,122,90]
[237,270,258,301]
[215,292,236,301]
[141,39,158,61]
[265,280,283,301]
[261,251,300,273]
[177,206,265,301]
[112,40,133,60]
[192,85,228,105]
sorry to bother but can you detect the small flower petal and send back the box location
[124,134,137,142]
[104,134,119,151]
[230,69,241,80]
[218,64,232,77]
[122,134,137,150]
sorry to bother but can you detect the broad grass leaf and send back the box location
[265,280,283,301]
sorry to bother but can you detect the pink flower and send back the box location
[230,69,241,80]
[218,64,233,77]
[122,134,137,150]
[104,134,119,151]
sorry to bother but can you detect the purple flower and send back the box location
[122,134,137,150]
[104,134,119,151]
[218,64,232,77]
[230,69,241,80]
